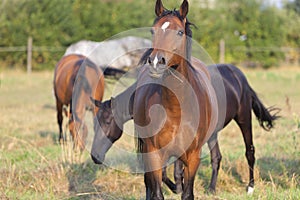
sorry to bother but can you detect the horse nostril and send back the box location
[160,57,166,65]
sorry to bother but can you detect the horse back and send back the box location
[54,54,104,109]
[208,64,251,128]
[54,54,86,104]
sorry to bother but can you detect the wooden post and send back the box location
[27,37,32,74]
[219,39,225,63]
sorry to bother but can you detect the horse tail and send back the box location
[250,87,280,131]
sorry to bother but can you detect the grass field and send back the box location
[0,67,299,199]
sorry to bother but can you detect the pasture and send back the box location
[0,67,299,199]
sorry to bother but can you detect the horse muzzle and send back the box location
[91,154,105,164]
[148,54,168,78]
[149,65,167,78]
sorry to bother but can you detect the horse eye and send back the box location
[178,30,184,36]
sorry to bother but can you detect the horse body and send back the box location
[134,63,217,200]
[54,54,104,150]
[132,1,219,199]
[170,62,279,194]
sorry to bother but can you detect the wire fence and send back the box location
[0,38,299,73]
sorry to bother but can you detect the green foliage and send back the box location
[0,0,299,70]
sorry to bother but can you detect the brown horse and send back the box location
[133,0,218,199]
[54,54,105,150]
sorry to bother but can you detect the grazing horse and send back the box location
[133,0,218,199]
[54,54,105,150]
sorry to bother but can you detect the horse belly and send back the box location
[156,121,199,159]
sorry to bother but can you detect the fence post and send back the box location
[219,39,225,63]
[27,37,32,74]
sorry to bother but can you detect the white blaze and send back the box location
[153,55,158,69]
[161,22,170,32]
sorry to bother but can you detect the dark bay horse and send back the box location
[91,62,279,195]
[131,0,218,199]
[171,63,280,194]
[54,54,105,150]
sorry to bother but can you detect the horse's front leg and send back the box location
[144,169,164,200]
[144,172,152,200]
[182,151,200,200]
[143,152,164,200]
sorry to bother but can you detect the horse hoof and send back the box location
[59,138,64,145]
[174,188,183,194]
[247,186,254,194]
[206,187,216,195]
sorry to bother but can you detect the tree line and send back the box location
[0,0,299,70]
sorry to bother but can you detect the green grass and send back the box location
[0,68,299,199]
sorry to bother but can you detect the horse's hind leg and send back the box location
[162,166,177,193]
[174,160,184,194]
[235,107,255,194]
[207,134,222,194]
[161,160,183,194]
[56,100,64,144]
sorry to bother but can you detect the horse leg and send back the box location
[144,172,152,200]
[69,117,76,144]
[182,152,200,200]
[68,100,75,143]
[144,169,164,200]
[207,135,222,194]
[162,166,177,193]
[174,160,184,194]
[77,122,87,152]
[56,100,64,144]
[161,160,184,194]
[236,108,255,194]
[143,151,164,200]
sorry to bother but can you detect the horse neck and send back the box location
[113,83,136,124]
[177,58,190,78]
[161,58,194,109]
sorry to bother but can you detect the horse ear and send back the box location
[90,97,102,108]
[155,0,165,17]
[179,0,189,19]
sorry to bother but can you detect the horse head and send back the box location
[90,98,123,164]
[148,0,191,78]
